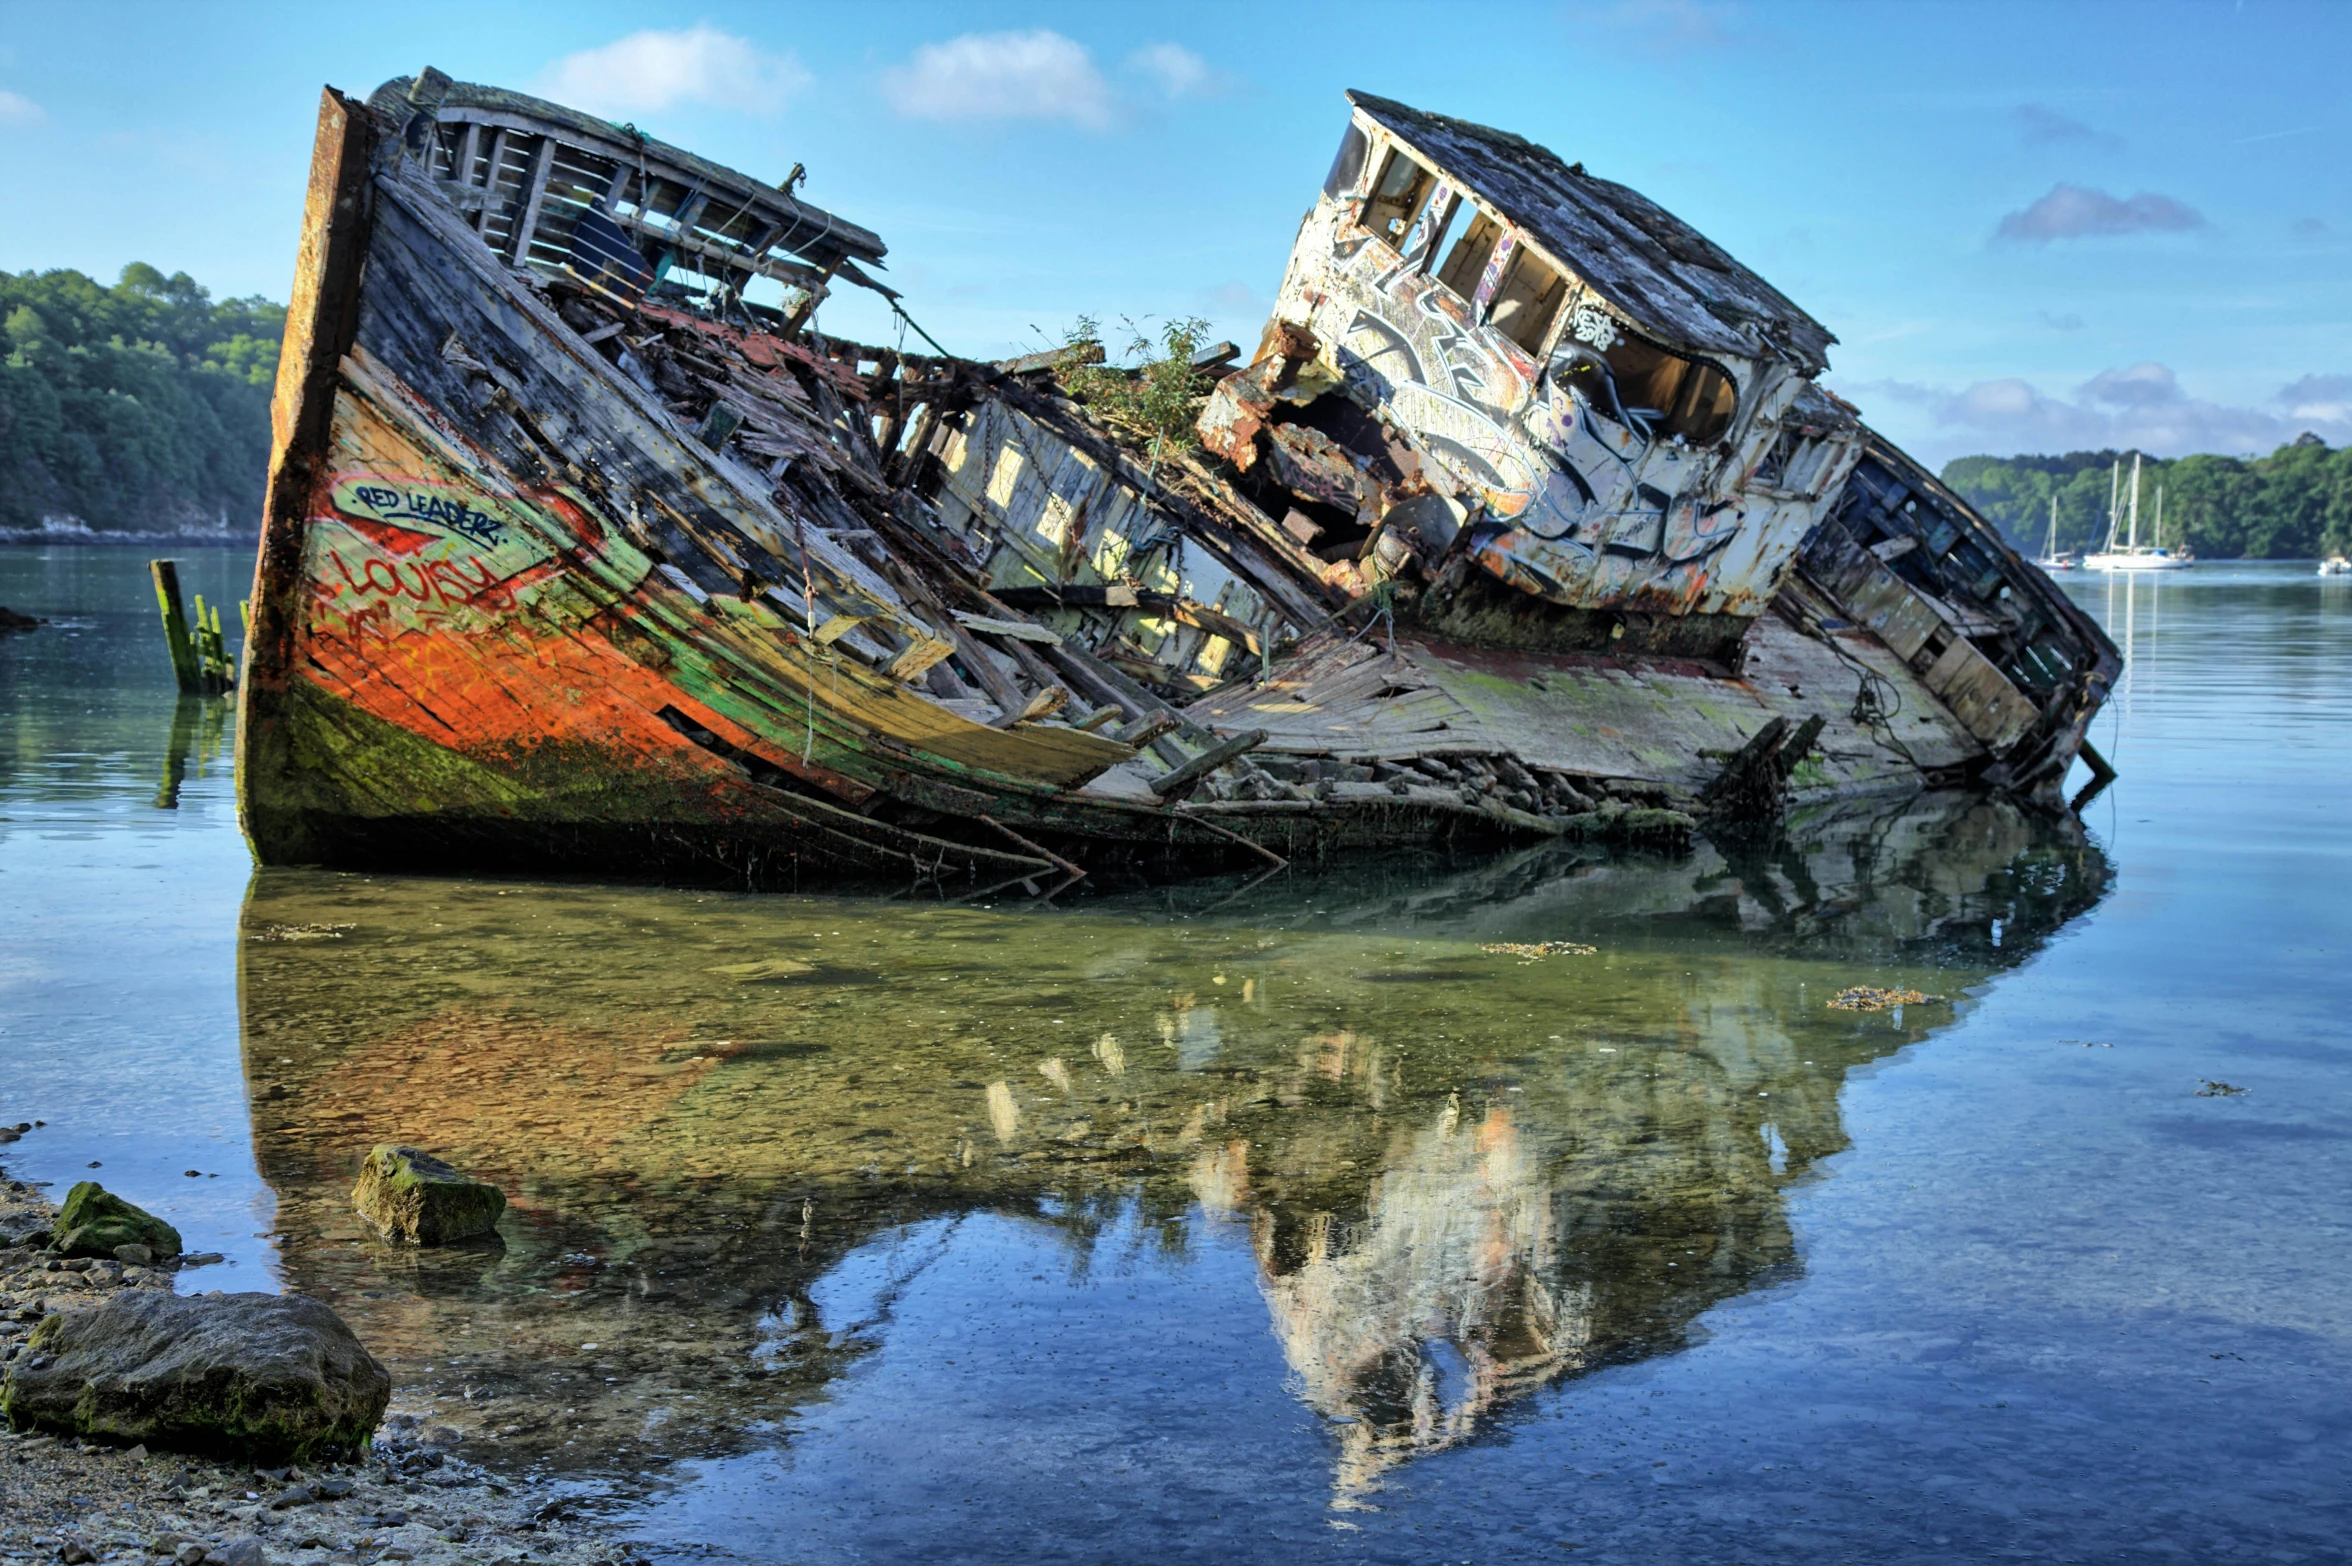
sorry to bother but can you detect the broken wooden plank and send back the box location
[1149,728,1268,799]
[509,132,557,263]
[473,127,511,237]
[1004,686,1070,726]
[955,612,1062,647]
[1174,806,1287,867]
[1116,712,1179,748]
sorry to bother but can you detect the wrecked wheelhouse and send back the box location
[1201,91,1858,665]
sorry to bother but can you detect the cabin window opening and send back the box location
[1436,208,1502,300]
[1363,148,1439,251]
[1406,189,1458,270]
[1487,246,1566,353]
[1589,331,1736,445]
[1324,123,1370,199]
[1756,428,1834,493]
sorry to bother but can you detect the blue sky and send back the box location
[1,0,2344,466]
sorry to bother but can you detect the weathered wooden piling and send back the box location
[150,559,234,696]
[151,559,202,694]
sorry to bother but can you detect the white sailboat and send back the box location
[2084,453,2189,570]
[2034,494,2076,571]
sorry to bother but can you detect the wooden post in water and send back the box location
[150,559,202,694]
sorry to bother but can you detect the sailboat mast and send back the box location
[2106,459,2121,551]
[2155,484,2164,552]
[2047,494,2060,557]
[2128,454,2142,551]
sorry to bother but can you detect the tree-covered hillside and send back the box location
[1942,438,2352,560]
[0,264,284,537]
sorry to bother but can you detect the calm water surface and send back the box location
[3,547,2347,1564]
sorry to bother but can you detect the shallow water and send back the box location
[3,547,2347,1564]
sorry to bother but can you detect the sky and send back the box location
[0,0,2345,468]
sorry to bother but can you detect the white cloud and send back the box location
[2011,103,2120,150]
[880,30,1113,128]
[1126,42,1222,101]
[1845,363,2352,459]
[2278,374,2352,428]
[2078,362,2181,408]
[0,89,45,127]
[1994,183,2206,244]
[540,26,808,117]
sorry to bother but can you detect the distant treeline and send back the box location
[0,265,284,536]
[1941,439,2352,560]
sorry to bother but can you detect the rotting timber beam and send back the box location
[150,560,202,695]
[1697,713,1825,829]
[237,86,380,864]
[1149,728,1269,800]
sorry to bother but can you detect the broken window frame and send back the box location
[1485,243,1569,356]
[1401,184,1460,271]
[1565,325,1738,448]
[1752,425,1840,497]
[1361,145,1443,255]
[1434,202,1504,300]
[1324,121,1371,199]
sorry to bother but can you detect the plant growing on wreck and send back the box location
[1055,313,1214,459]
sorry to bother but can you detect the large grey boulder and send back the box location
[352,1145,505,1245]
[0,1290,389,1461]
[52,1182,182,1260]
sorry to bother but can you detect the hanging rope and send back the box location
[791,506,821,763]
[886,299,954,361]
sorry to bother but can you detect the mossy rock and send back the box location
[352,1145,505,1245]
[0,1290,387,1462]
[52,1182,181,1260]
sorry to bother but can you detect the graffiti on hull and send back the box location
[1294,215,1766,607]
[306,467,574,642]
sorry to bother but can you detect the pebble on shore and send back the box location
[0,1165,644,1566]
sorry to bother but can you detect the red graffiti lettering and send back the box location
[429,555,517,610]
[323,540,563,619]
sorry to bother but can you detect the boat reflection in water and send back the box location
[237,792,2108,1504]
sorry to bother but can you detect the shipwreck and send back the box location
[236,72,2118,888]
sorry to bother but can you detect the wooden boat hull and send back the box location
[236,91,1581,888]
[238,82,2119,892]
[238,92,1189,887]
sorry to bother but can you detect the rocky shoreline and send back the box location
[1,1167,642,1566]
